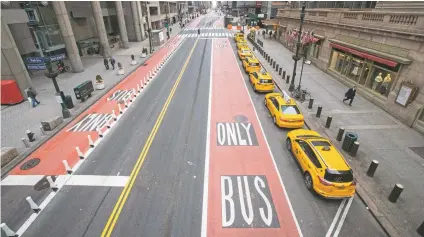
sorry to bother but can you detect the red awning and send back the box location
[330,43,398,68]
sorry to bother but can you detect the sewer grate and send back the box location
[34,175,57,191]
[20,158,40,170]
[409,147,424,159]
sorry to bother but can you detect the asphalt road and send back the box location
[5,12,388,237]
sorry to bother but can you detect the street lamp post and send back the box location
[289,3,306,92]
[44,62,71,119]
[144,1,153,54]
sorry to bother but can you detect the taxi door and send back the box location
[293,139,309,171]
[243,58,249,71]
[250,72,258,86]
[269,97,279,117]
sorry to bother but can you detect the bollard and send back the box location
[308,98,314,109]
[106,118,111,129]
[40,125,46,135]
[26,196,40,213]
[336,127,345,141]
[279,67,282,75]
[270,58,273,65]
[88,135,95,148]
[283,70,286,80]
[388,184,404,203]
[268,56,270,63]
[124,99,128,108]
[22,138,29,148]
[137,84,140,92]
[417,221,424,236]
[325,116,332,128]
[76,147,84,159]
[46,176,58,191]
[367,160,379,177]
[276,64,279,71]
[350,141,360,157]
[273,61,276,68]
[26,129,35,142]
[63,160,72,174]
[316,106,322,118]
[286,75,290,84]
[0,223,18,237]
[112,110,117,121]
[96,127,104,138]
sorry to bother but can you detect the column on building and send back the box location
[136,1,145,39]
[131,1,142,42]
[91,1,111,57]
[1,19,32,95]
[52,1,84,73]
[146,2,152,30]
[115,1,130,49]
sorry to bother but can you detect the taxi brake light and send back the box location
[318,176,333,186]
[350,178,357,186]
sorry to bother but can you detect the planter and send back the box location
[131,60,137,65]
[95,82,105,90]
[141,53,147,58]
[118,69,125,75]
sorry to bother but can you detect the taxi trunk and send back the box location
[256,79,274,92]
[278,114,304,128]
[314,169,356,198]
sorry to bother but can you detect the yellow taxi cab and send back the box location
[242,56,260,74]
[286,129,356,199]
[249,69,274,92]
[264,91,304,128]
[238,46,252,59]
[236,39,248,49]
[235,32,244,42]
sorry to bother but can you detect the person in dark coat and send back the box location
[343,86,357,106]
[109,58,116,70]
[27,87,40,108]
[104,58,109,70]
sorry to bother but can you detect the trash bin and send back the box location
[65,95,74,109]
[342,132,358,152]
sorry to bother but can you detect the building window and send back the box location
[307,41,321,59]
[329,48,399,97]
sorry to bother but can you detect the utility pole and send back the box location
[289,2,306,92]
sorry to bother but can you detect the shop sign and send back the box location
[25,54,67,70]
[395,81,418,107]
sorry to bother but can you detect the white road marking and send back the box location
[1,175,45,186]
[325,198,347,237]
[333,197,354,237]
[229,39,303,236]
[200,38,214,237]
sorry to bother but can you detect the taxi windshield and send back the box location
[250,62,259,66]
[281,105,300,115]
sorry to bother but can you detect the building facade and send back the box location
[1,1,190,98]
[275,2,424,133]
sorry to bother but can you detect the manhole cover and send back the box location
[409,147,424,159]
[234,115,248,123]
[20,158,41,170]
[34,175,57,191]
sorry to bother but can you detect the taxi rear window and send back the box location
[259,79,273,84]
[242,50,250,53]
[250,63,259,66]
[281,105,300,115]
[324,169,354,183]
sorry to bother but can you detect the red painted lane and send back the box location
[206,38,300,236]
[10,36,184,176]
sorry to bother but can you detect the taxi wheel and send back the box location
[304,172,313,191]
[286,138,292,153]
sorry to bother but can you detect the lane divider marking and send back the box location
[101,38,200,237]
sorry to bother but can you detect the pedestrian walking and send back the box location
[269,31,272,39]
[104,58,109,70]
[26,87,40,108]
[262,30,265,38]
[170,27,172,33]
[166,31,170,39]
[343,86,357,106]
[109,57,116,70]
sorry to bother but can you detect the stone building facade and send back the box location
[275,4,424,134]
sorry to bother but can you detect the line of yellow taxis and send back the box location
[234,32,356,199]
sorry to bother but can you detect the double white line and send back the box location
[325,196,354,237]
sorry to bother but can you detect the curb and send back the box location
[1,34,182,178]
[248,40,404,237]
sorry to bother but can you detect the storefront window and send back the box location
[329,50,347,73]
[358,62,371,86]
[308,41,321,59]
[367,66,397,97]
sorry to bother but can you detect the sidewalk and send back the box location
[248,35,424,237]
[1,23,184,161]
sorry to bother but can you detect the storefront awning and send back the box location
[330,43,398,67]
